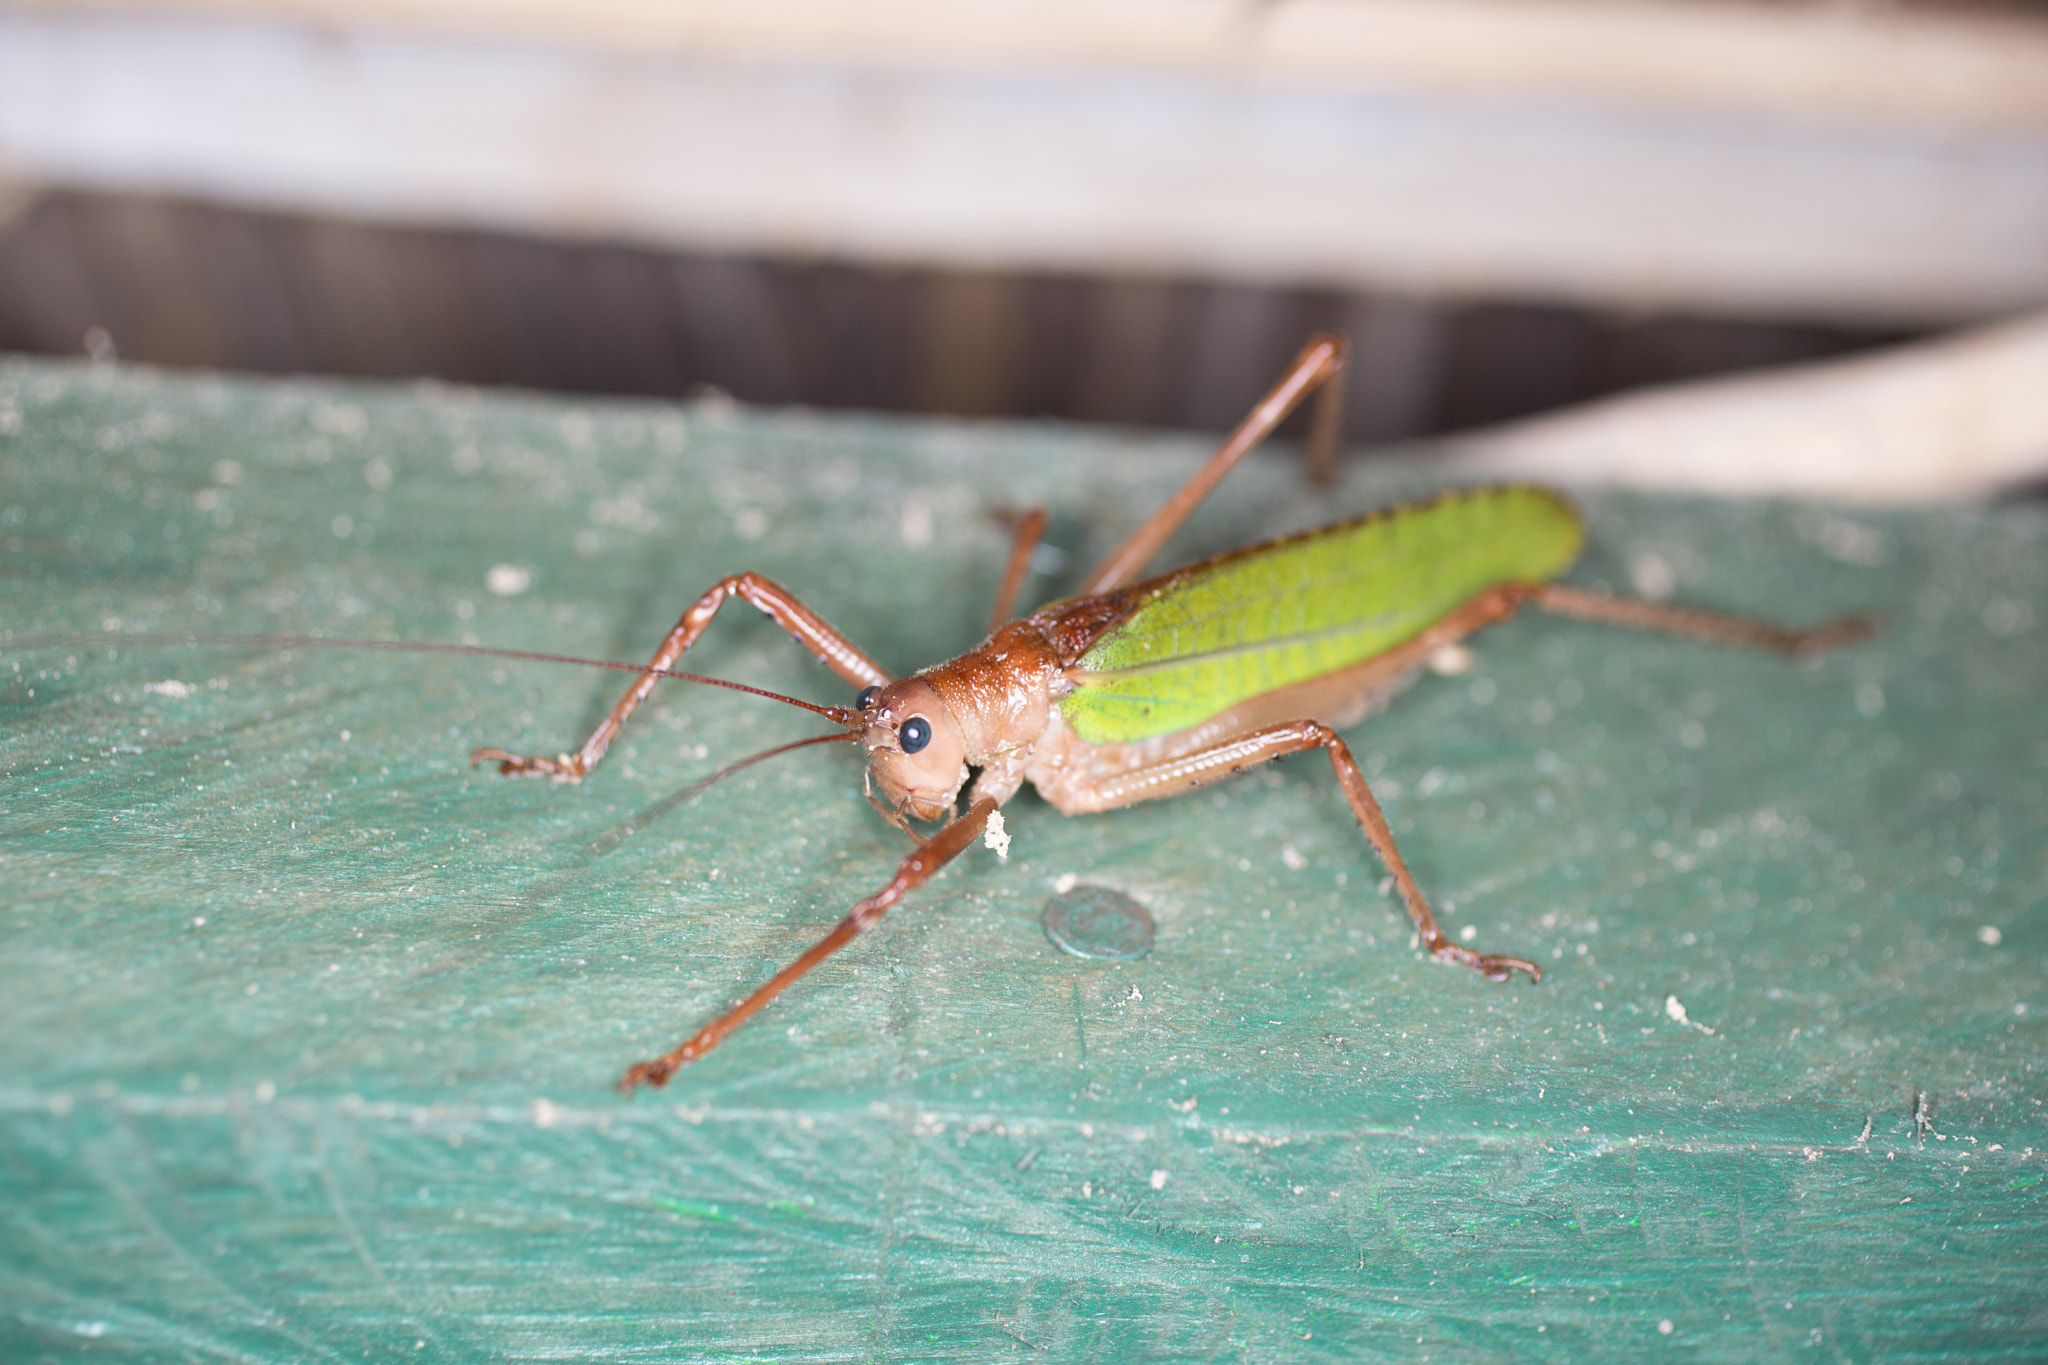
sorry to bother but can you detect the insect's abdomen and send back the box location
[1062,486,1583,744]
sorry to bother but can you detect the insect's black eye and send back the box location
[856,685,880,711]
[898,717,932,754]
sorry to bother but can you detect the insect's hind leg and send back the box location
[1526,583,1873,657]
[987,507,1049,630]
[1054,720,1539,983]
[1077,334,1348,595]
[473,572,892,780]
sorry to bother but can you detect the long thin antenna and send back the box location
[587,731,860,856]
[4,631,861,727]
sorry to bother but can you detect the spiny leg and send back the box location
[988,506,1049,631]
[1311,725,1537,980]
[618,796,1000,1090]
[1051,720,1538,982]
[473,572,890,780]
[1078,333,1349,595]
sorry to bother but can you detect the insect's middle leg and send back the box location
[1057,721,1540,982]
[473,572,891,780]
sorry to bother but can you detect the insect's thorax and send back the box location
[920,620,1065,765]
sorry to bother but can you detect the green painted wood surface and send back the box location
[1066,486,1583,744]
[2,357,2045,1363]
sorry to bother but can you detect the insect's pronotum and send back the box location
[449,335,1870,1091]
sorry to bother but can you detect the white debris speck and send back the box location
[983,809,1011,861]
[1150,1169,1168,1190]
[1053,872,1078,895]
[487,563,532,596]
[1629,550,1677,600]
[1801,511,1891,567]
[899,495,934,548]
[1658,1319,1675,1336]
[144,680,194,699]
[254,1079,277,1103]
[1665,995,1715,1035]
[1281,844,1308,871]
[1427,643,1474,676]
[1983,598,2034,637]
[1460,925,1478,942]
[532,1098,558,1129]
[1978,925,2003,946]
[312,401,367,438]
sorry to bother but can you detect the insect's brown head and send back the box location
[856,678,967,823]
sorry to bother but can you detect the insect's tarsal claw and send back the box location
[1489,955,1542,983]
[1432,943,1541,984]
[467,747,589,781]
[617,1057,674,1093]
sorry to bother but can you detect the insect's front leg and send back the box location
[473,572,891,780]
[1053,722,1539,982]
[618,796,1001,1090]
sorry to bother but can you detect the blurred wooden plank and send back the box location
[0,188,1930,452]
[1444,311,2048,502]
[3,6,2046,324]
[24,0,2048,133]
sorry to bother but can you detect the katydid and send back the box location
[456,334,1871,1091]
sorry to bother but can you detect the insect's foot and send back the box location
[617,1041,702,1094]
[1431,942,1542,983]
[616,1056,677,1094]
[469,747,586,780]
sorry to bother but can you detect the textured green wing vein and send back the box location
[1063,486,1584,744]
